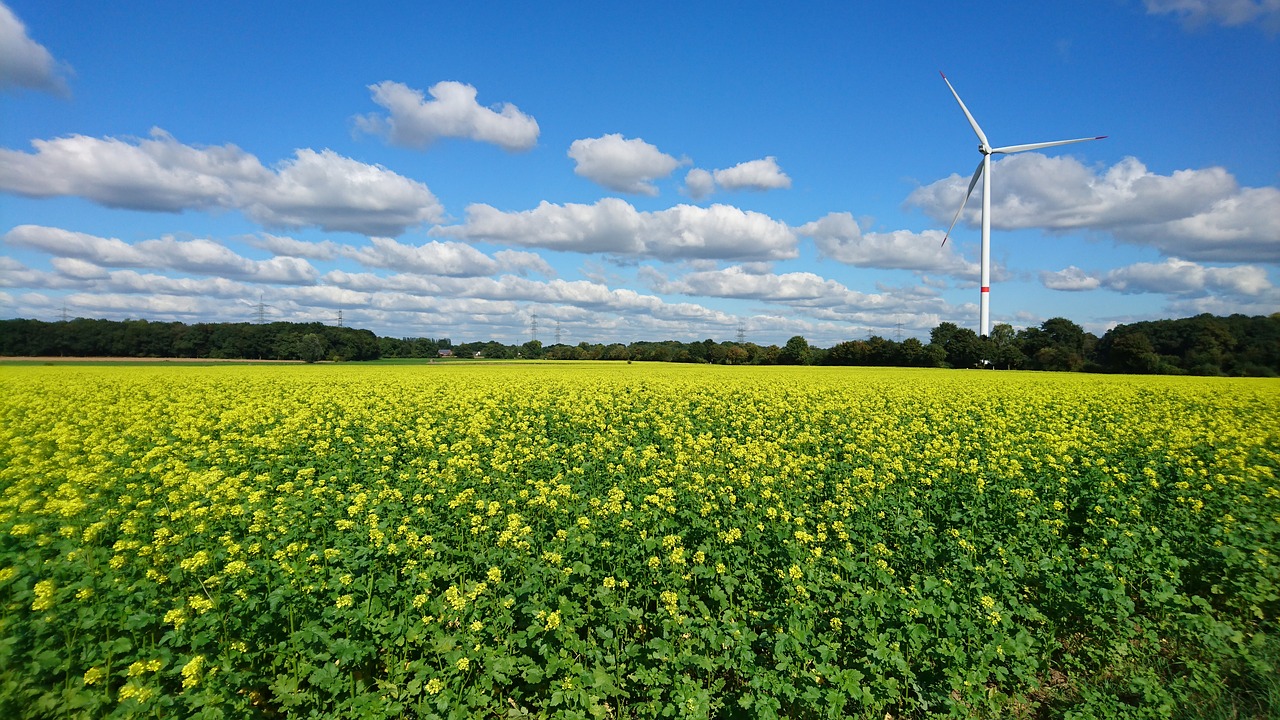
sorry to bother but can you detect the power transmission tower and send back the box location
[530,314,538,343]
[60,303,70,323]
[736,322,746,344]
[252,294,271,323]
[895,316,902,343]
[334,309,344,327]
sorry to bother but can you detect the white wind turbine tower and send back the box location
[939,72,1105,337]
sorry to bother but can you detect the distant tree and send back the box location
[942,327,985,368]
[780,335,812,365]
[602,343,631,361]
[929,322,963,350]
[987,323,1024,369]
[297,333,327,363]
[823,340,865,366]
[1020,318,1087,371]
[1104,330,1160,374]
[899,337,940,367]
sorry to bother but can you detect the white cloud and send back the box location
[248,233,554,278]
[908,154,1280,262]
[89,270,252,299]
[248,234,342,260]
[683,168,715,200]
[356,80,539,151]
[1040,266,1101,291]
[1103,258,1273,296]
[50,257,110,280]
[4,225,318,284]
[340,237,500,277]
[62,292,227,318]
[241,149,443,235]
[567,134,683,195]
[713,156,791,192]
[652,265,858,304]
[317,270,734,324]
[1145,0,1280,33]
[435,198,798,261]
[797,212,982,279]
[0,2,70,95]
[0,260,78,289]
[1042,257,1273,297]
[1118,186,1280,262]
[0,128,444,235]
[642,265,957,325]
[493,249,556,277]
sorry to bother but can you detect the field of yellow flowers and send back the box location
[1,363,1277,719]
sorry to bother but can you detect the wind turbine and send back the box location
[939,72,1105,337]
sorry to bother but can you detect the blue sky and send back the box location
[1,1,1277,346]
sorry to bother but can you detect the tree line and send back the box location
[1,313,1276,376]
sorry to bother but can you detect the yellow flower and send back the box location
[164,607,188,629]
[118,682,156,703]
[336,594,354,608]
[456,657,470,672]
[83,667,104,686]
[181,655,205,690]
[31,580,55,612]
[487,566,502,583]
[544,610,562,630]
[427,678,444,694]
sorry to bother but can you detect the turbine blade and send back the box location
[942,159,985,246]
[992,136,1107,154]
[940,72,990,150]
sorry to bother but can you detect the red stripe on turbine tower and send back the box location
[981,286,990,293]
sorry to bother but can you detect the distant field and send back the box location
[1,364,1277,719]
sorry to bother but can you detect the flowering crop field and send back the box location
[1,364,1277,719]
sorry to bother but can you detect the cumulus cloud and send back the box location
[494,249,556,277]
[908,154,1280,262]
[683,168,715,200]
[317,271,734,325]
[642,266,957,326]
[339,237,501,277]
[1042,257,1273,297]
[797,212,982,279]
[651,266,858,304]
[713,156,792,192]
[1040,266,1101,291]
[1103,258,1273,295]
[0,2,70,95]
[0,128,444,235]
[435,198,798,261]
[50,257,110,280]
[1145,0,1280,33]
[4,225,318,284]
[355,80,539,151]
[248,234,342,260]
[567,134,683,195]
